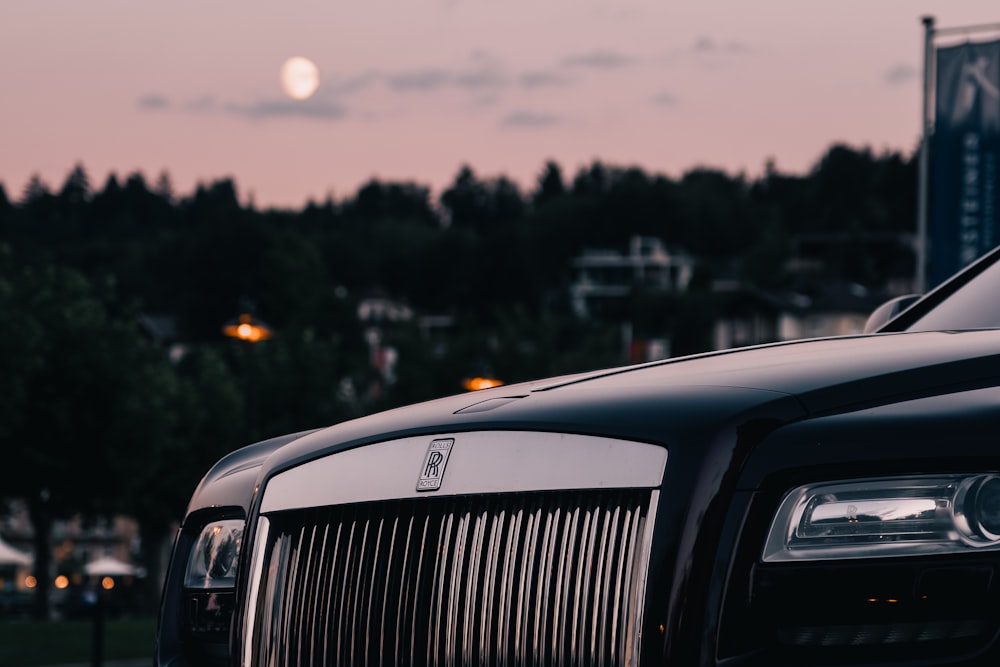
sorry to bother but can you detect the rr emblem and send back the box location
[417,438,454,491]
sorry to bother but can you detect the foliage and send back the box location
[0,254,174,518]
[0,253,178,615]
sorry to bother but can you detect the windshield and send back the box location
[904,251,1000,332]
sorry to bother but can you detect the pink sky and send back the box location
[2,1,998,209]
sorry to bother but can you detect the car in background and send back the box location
[157,246,1000,667]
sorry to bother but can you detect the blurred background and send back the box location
[1,1,998,664]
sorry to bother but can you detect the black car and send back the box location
[157,247,1000,667]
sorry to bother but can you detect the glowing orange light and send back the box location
[462,376,504,391]
[54,575,69,590]
[24,575,37,589]
[101,576,115,591]
[222,313,273,343]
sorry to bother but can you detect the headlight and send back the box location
[183,519,244,638]
[763,474,1000,562]
[185,519,243,588]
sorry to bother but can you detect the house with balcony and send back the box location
[569,236,696,320]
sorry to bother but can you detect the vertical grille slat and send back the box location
[335,520,358,665]
[250,489,654,667]
[377,517,394,667]
[319,522,339,667]
[534,506,557,666]
[610,507,633,667]
[308,524,329,667]
[553,505,575,666]
[591,509,611,667]
[576,504,597,667]
[479,509,503,663]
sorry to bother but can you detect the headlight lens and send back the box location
[184,520,244,589]
[763,474,1000,562]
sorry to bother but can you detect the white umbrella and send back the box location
[84,555,144,577]
[0,537,31,567]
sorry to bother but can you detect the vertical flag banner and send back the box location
[930,39,1000,287]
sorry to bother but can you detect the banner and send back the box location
[930,39,1000,287]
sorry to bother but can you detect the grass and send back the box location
[0,616,155,667]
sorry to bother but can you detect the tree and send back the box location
[343,179,439,227]
[532,160,566,205]
[58,163,90,206]
[440,165,490,230]
[676,168,756,257]
[125,345,244,608]
[0,252,176,617]
[21,174,51,204]
[153,170,174,203]
[0,183,12,227]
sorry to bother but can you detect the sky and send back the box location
[2,1,999,210]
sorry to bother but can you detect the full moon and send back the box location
[280,57,320,101]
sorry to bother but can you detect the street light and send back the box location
[222,312,273,343]
[462,376,504,391]
[222,303,274,442]
[461,361,503,391]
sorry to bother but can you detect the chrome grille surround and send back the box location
[243,431,666,667]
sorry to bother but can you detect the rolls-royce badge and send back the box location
[416,438,454,491]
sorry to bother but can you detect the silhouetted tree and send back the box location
[154,170,174,203]
[126,345,243,608]
[343,179,439,227]
[0,253,175,618]
[676,167,756,257]
[532,160,566,205]
[440,165,490,230]
[0,184,12,226]
[21,174,51,204]
[572,161,610,195]
[58,163,90,206]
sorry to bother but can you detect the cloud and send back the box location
[225,97,348,120]
[383,60,509,96]
[387,69,451,92]
[137,94,169,111]
[692,36,750,54]
[693,36,717,53]
[470,94,503,109]
[468,49,502,67]
[561,50,633,69]
[462,50,507,87]
[185,96,217,112]
[501,110,561,128]
[455,67,507,90]
[329,71,380,95]
[652,92,679,107]
[884,63,918,86]
[520,71,574,89]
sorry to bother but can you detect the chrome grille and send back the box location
[247,490,656,667]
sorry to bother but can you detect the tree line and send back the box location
[0,144,917,615]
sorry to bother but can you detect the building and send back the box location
[569,236,695,320]
[711,281,890,350]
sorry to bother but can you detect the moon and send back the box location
[280,57,320,101]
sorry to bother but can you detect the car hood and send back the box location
[546,329,1000,413]
[257,330,1000,477]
